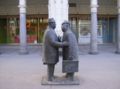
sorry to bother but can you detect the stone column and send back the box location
[48,0,68,36]
[89,0,98,54]
[62,0,69,23]
[116,0,120,54]
[18,0,28,54]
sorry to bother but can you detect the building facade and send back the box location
[0,0,120,54]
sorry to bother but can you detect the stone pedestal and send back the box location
[41,76,80,85]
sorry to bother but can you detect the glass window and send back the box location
[7,18,19,43]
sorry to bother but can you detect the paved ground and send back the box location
[0,44,120,89]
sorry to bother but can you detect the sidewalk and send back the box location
[0,45,120,89]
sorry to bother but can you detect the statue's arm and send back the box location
[51,40,69,47]
[62,41,68,46]
[48,34,64,47]
[48,31,69,47]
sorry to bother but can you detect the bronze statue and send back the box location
[42,20,79,84]
[62,21,79,80]
[42,18,64,81]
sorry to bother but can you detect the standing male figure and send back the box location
[42,18,64,81]
[62,21,79,80]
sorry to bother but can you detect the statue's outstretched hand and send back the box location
[58,36,62,42]
[62,41,68,46]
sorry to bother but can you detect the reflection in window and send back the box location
[8,18,19,43]
[79,20,90,37]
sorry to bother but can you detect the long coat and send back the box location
[62,29,79,61]
[42,28,62,64]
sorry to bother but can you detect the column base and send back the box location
[19,50,29,55]
[19,46,29,55]
[115,51,120,54]
[89,51,99,55]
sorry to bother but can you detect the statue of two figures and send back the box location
[41,18,79,85]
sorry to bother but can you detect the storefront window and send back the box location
[1,16,116,44]
[0,18,7,43]
[6,17,48,44]
[26,18,38,43]
[38,18,48,43]
[79,20,91,37]
[78,20,103,44]
[7,18,19,43]
[98,20,103,37]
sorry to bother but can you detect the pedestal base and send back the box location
[41,76,80,85]
[89,51,98,55]
[19,51,29,55]
[115,51,120,54]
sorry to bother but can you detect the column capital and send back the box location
[118,0,120,7]
[18,0,26,14]
[18,6,26,13]
[118,8,120,14]
[19,0,26,5]
[117,5,120,14]
[91,0,98,6]
[90,0,98,13]
[117,0,120,14]
[91,6,98,13]
[18,5,26,8]
[90,5,99,8]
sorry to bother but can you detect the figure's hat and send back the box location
[48,18,55,23]
[62,21,70,25]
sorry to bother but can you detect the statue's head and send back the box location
[62,21,70,32]
[48,18,56,29]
